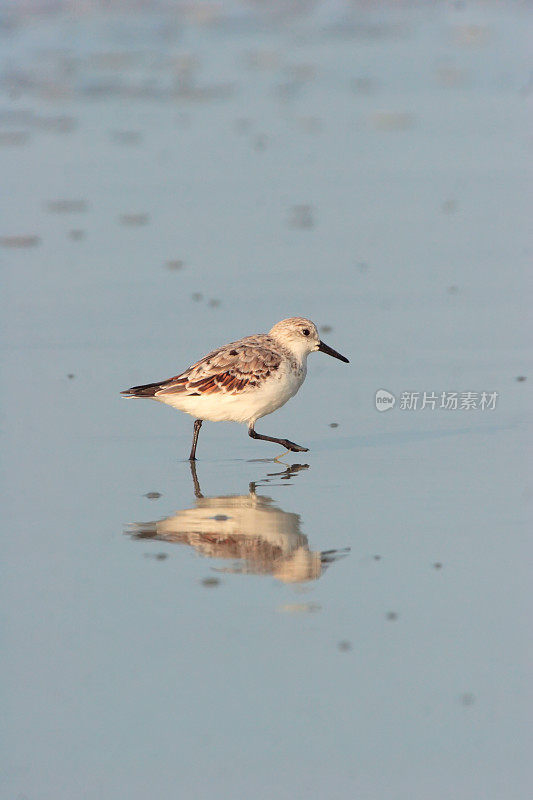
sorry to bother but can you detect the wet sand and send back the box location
[1,3,531,799]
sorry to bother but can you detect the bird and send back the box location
[121,317,349,460]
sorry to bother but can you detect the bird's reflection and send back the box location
[126,462,348,584]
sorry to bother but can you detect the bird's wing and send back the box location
[156,336,282,397]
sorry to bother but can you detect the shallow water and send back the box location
[1,3,531,799]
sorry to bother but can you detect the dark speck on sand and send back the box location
[459,692,476,706]
[68,229,85,240]
[289,204,314,229]
[110,130,142,145]
[1,235,40,248]
[119,213,149,226]
[45,199,87,213]
[201,577,221,587]
[441,198,457,214]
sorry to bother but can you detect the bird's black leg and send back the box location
[248,424,309,453]
[189,419,203,460]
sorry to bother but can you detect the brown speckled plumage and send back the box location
[126,335,286,399]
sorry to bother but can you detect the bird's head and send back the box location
[268,317,349,363]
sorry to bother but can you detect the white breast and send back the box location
[250,360,306,422]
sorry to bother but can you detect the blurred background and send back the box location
[1,2,531,799]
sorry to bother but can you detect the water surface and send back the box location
[2,3,531,799]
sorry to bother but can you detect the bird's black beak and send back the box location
[317,340,349,363]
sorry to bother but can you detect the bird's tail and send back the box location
[121,381,166,398]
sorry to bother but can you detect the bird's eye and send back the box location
[302,329,310,336]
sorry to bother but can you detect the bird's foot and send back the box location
[283,440,309,453]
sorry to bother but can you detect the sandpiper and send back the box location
[121,317,349,459]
